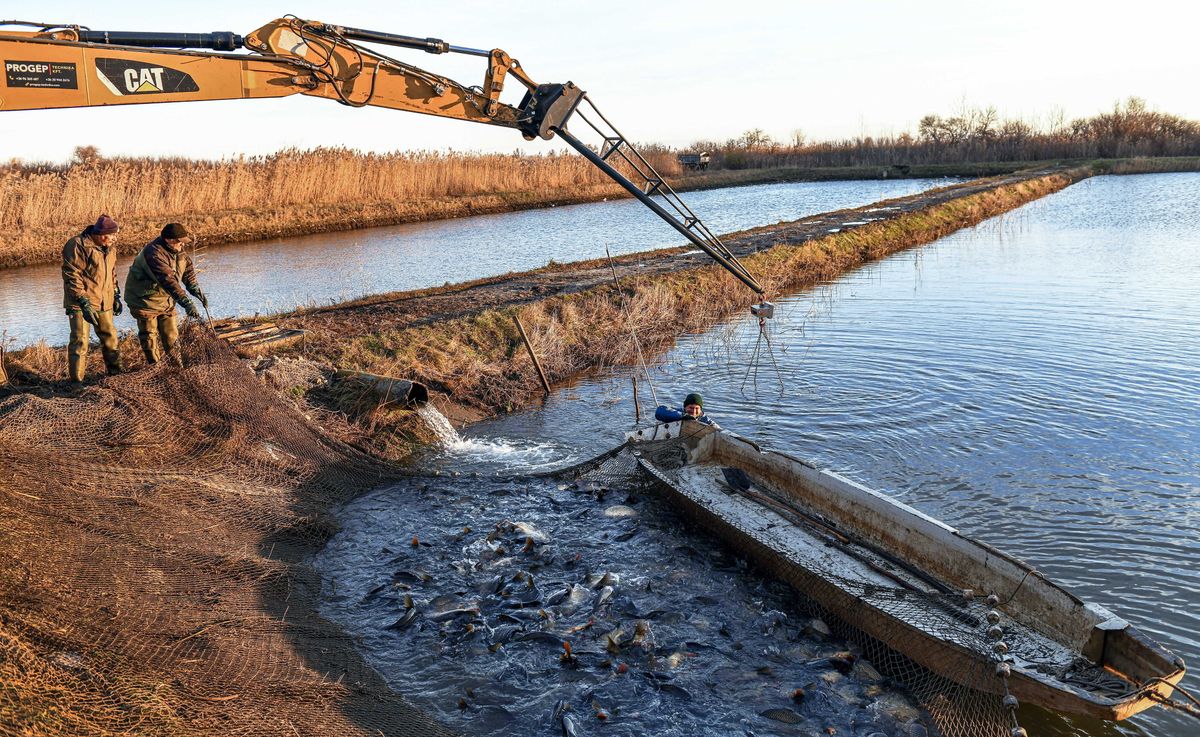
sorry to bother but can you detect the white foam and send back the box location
[417,405,462,445]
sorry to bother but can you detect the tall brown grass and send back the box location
[1,147,680,231]
[0,146,683,268]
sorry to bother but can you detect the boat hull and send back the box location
[630,422,1185,720]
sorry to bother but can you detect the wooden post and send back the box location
[513,315,551,395]
[632,375,640,423]
[0,343,7,386]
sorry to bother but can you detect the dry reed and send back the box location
[0,147,682,269]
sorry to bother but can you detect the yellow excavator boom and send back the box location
[0,17,767,298]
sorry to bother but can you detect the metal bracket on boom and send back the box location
[523,91,768,304]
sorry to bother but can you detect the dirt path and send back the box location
[286,167,1065,340]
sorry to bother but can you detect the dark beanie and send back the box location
[684,393,703,409]
[93,214,119,235]
[161,222,190,240]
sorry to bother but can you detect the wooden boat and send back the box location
[624,420,1185,721]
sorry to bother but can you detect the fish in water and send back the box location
[613,526,639,542]
[605,630,625,654]
[509,520,549,543]
[596,585,615,607]
[587,571,620,589]
[518,630,566,646]
[631,620,655,649]
[760,708,803,724]
[385,608,417,630]
[603,504,638,518]
[428,607,480,623]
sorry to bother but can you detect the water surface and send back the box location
[319,173,1200,737]
[0,177,949,347]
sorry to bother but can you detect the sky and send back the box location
[2,0,1198,162]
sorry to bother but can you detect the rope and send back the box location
[741,317,785,396]
[604,246,658,410]
[1144,678,1200,720]
[998,566,1039,606]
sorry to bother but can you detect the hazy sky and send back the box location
[3,0,1197,162]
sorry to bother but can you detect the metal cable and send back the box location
[604,246,658,409]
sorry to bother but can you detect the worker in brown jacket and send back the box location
[123,223,207,364]
[61,214,124,382]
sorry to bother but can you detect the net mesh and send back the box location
[0,325,457,737]
[548,442,1028,737]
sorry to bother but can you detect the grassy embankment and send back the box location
[287,167,1091,449]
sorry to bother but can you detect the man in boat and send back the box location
[123,223,207,365]
[655,393,719,428]
[61,214,124,383]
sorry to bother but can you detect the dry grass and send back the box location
[322,169,1082,414]
[0,147,682,269]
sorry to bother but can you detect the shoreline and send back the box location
[0,162,1109,735]
[5,157,1187,272]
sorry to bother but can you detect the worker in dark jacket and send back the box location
[655,392,719,428]
[61,214,124,382]
[124,223,207,364]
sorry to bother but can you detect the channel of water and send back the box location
[317,173,1200,737]
[0,177,951,347]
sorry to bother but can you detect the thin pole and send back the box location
[632,375,640,423]
[513,314,551,395]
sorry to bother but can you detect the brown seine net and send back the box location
[549,443,1027,737]
[0,325,457,737]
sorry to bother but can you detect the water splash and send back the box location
[417,404,578,472]
[416,404,463,445]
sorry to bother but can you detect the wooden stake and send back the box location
[513,314,551,395]
[632,375,640,423]
[0,343,8,386]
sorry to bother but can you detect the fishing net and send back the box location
[549,440,1029,737]
[0,324,457,737]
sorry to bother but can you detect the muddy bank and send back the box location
[0,330,463,736]
[0,161,1045,271]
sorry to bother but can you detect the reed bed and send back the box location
[0,147,681,269]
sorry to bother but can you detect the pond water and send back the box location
[0,177,950,347]
[317,173,1200,737]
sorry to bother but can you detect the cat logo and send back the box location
[94,58,199,95]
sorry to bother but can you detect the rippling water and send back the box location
[0,178,949,347]
[318,173,1199,737]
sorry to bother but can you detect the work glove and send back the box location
[77,297,100,326]
[113,288,124,317]
[179,298,202,320]
[192,287,208,310]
